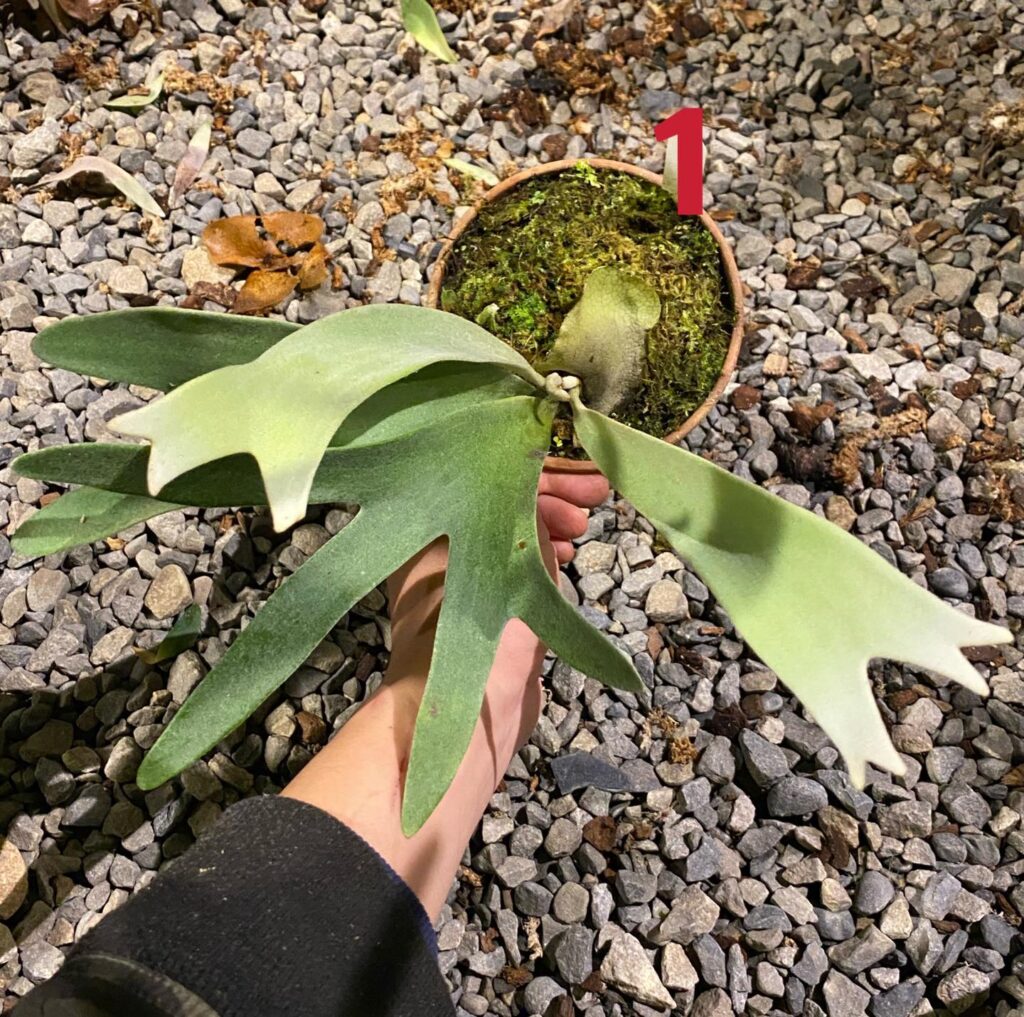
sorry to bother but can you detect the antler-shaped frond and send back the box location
[109,306,545,530]
[572,400,1011,787]
[18,391,642,834]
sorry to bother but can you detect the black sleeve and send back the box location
[17,796,454,1017]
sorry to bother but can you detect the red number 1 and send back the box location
[655,107,704,217]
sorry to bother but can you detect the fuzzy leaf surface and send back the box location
[34,156,164,219]
[12,487,179,559]
[34,308,296,391]
[573,402,1012,787]
[137,504,433,793]
[122,395,640,833]
[14,367,535,506]
[109,306,544,531]
[400,0,457,62]
[539,267,661,414]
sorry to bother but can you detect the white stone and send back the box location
[932,264,975,306]
[108,265,149,297]
[789,305,825,333]
[182,246,236,289]
[979,347,1019,377]
[661,942,698,991]
[601,934,675,1010]
[845,353,892,383]
[974,292,1000,320]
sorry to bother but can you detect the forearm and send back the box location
[282,540,544,920]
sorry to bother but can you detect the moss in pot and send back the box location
[432,159,741,456]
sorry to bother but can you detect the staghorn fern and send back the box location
[12,293,1011,834]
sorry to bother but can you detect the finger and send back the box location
[538,494,588,540]
[553,539,574,565]
[536,513,558,579]
[539,470,610,508]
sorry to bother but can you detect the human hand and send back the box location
[284,469,610,914]
[386,467,610,624]
[538,468,611,567]
[384,467,610,728]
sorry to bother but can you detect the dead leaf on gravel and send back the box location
[105,71,165,112]
[200,212,330,313]
[501,966,532,988]
[296,242,329,290]
[582,815,618,852]
[204,216,280,268]
[734,7,768,30]
[180,281,237,310]
[262,211,324,249]
[53,40,117,87]
[169,122,211,209]
[787,258,822,290]
[1003,764,1024,787]
[899,496,935,525]
[787,402,835,438]
[830,405,927,485]
[33,155,164,219]
[231,269,298,315]
[840,274,888,301]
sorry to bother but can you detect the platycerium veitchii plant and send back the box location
[12,274,1011,834]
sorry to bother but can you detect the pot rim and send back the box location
[426,157,746,475]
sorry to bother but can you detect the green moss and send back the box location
[440,163,735,451]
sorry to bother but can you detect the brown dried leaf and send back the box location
[731,384,761,411]
[582,815,618,852]
[261,211,324,249]
[203,216,278,268]
[899,496,936,525]
[787,402,835,438]
[787,259,822,289]
[706,702,747,738]
[1002,764,1024,787]
[670,737,698,764]
[840,274,886,300]
[180,281,237,310]
[735,8,768,30]
[231,269,297,315]
[501,966,532,989]
[831,406,927,485]
[878,406,927,438]
[296,242,330,291]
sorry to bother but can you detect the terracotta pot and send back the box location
[426,158,746,474]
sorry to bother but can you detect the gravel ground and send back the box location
[2,0,1024,1014]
